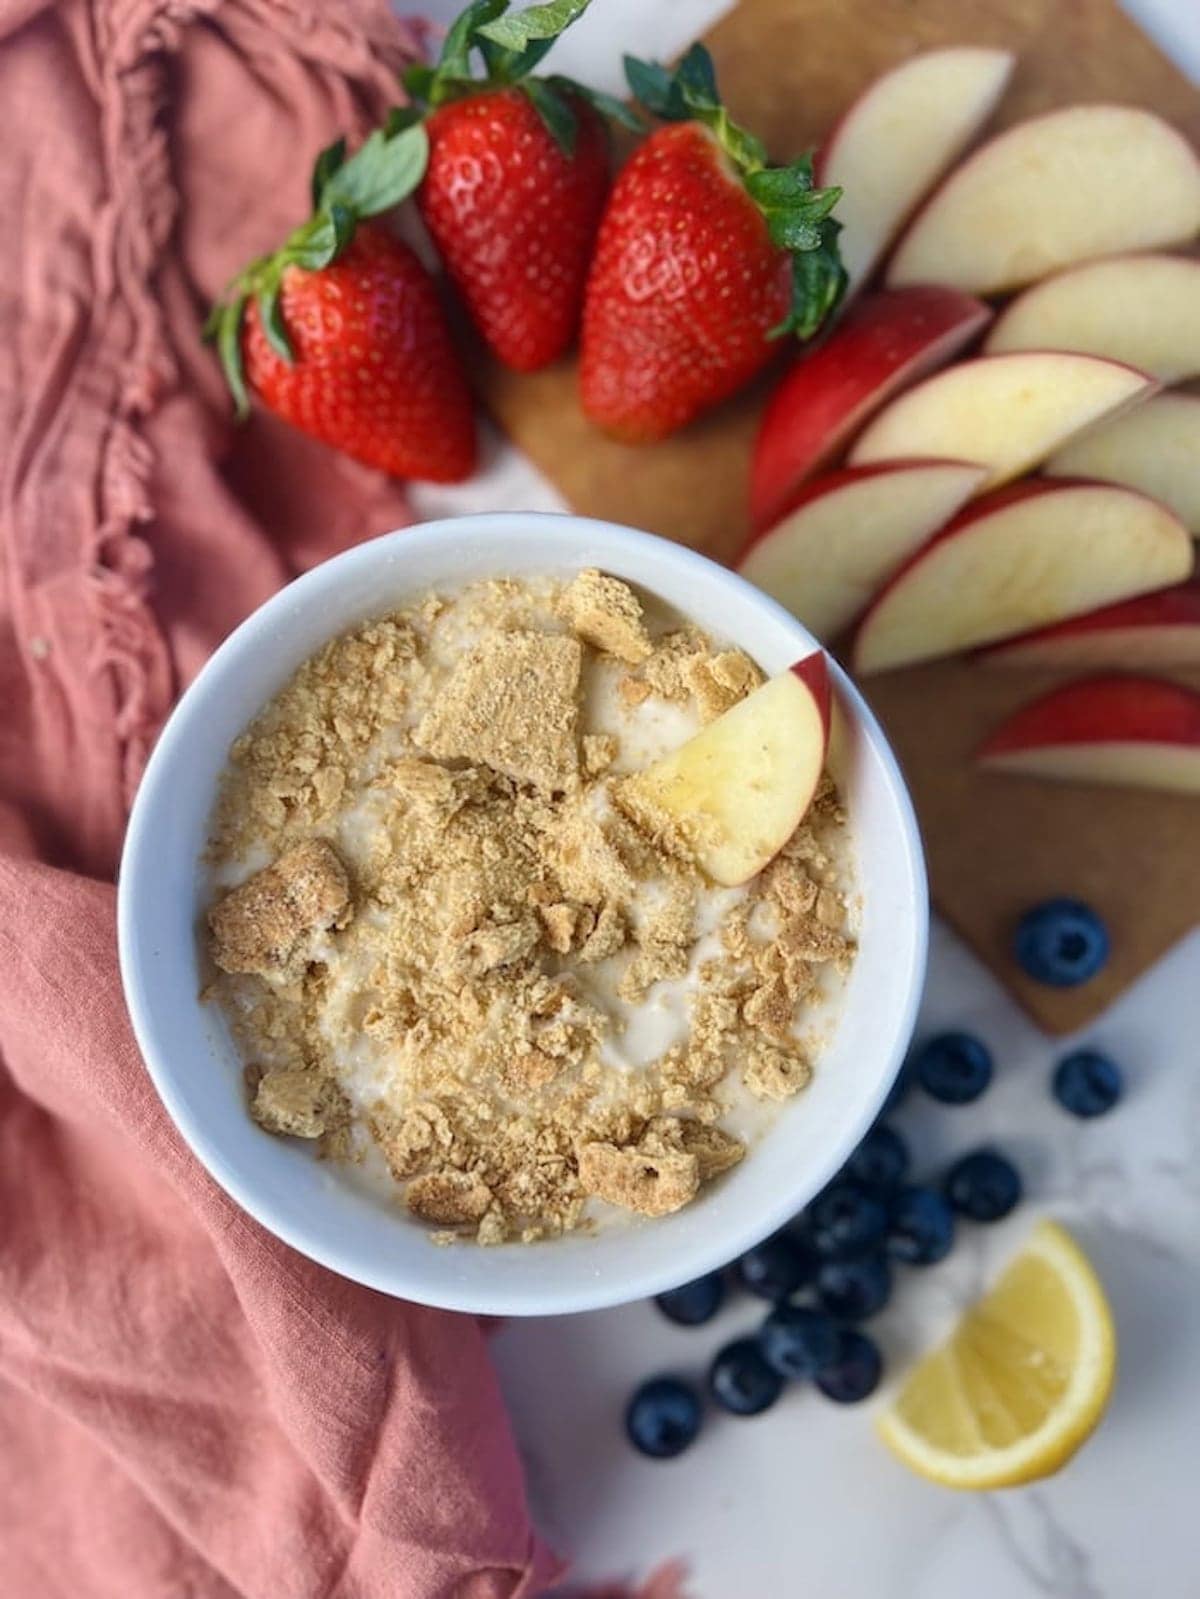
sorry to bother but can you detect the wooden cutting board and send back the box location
[470,0,1200,1034]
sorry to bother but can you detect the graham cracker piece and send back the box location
[416,630,581,794]
[209,840,350,981]
[678,1121,745,1180]
[644,1116,745,1180]
[501,1049,561,1094]
[640,630,708,702]
[560,569,652,664]
[682,648,763,723]
[744,1039,812,1102]
[816,886,845,928]
[538,901,580,954]
[578,902,627,962]
[535,796,636,906]
[618,877,696,1001]
[582,732,619,777]
[461,914,540,975]
[743,972,795,1041]
[577,1138,700,1217]
[384,757,459,808]
[250,1066,333,1138]
[209,617,416,856]
[369,1106,444,1181]
[406,1170,494,1226]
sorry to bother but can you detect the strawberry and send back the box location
[208,124,476,482]
[405,0,639,372]
[580,45,847,443]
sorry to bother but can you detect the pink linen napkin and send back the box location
[0,0,560,1592]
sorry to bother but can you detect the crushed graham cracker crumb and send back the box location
[582,732,618,777]
[744,1038,813,1102]
[683,648,763,722]
[251,1065,337,1138]
[209,840,350,982]
[578,902,627,962]
[407,1170,494,1226]
[577,1135,700,1217]
[538,901,580,954]
[416,630,581,795]
[560,569,652,664]
[204,572,855,1244]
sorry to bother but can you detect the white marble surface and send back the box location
[411,2,1200,1593]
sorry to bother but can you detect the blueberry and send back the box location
[809,1181,889,1259]
[815,1328,883,1404]
[735,1232,815,1301]
[1053,1049,1123,1118]
[655,1271,725,1326]
[944,1149,1022,1222]
[708,1337,784,1416]
[759,1304,840,1380]
[817,1252,893,1320]
[887,1185,955,1265]
[625,1376,702,1459]
[844,1125,910,1193]
[1015,899,1109,987]
[913,1032,994,1105]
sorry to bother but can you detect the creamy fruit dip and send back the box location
[203,569,856,1244]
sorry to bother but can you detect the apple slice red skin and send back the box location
[850,478,1193,675]
[979,675,1200,757]
[738,460,985,641]
[748,286,992,533]
[845,353,1158,492]
[790,649,832,741]
[863,474,1171,586]
[741,458,977,559]
[979,583,1200,668]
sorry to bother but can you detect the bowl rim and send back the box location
[118,511,928,1314]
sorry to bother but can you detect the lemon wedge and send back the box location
[878,1219,1116,1489]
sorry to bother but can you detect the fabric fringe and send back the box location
[78,0,426,808]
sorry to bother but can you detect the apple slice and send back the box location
[978,675,1200,794]
[980,584,1200,670]
[847,352,1155,493]
[985,254,1200,382]
[888,105,1200,294]
[852,481,1193,675]
[615,656,831,886]
[1045,394,1200,535]
[749,286,991,530]
[738,460,985,640]
[816,48,1015,294]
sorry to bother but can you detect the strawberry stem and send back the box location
[625,43,847,340]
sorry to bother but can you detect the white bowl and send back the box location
[118,513,927,1316]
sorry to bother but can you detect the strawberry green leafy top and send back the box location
[404,0,641,157]
[206,123,431,417]
[625,44,847,339]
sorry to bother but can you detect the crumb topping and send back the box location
[560,569,652,664]
[416,629,582,795]
[208,840,350,982]
[205,573,854,1243]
